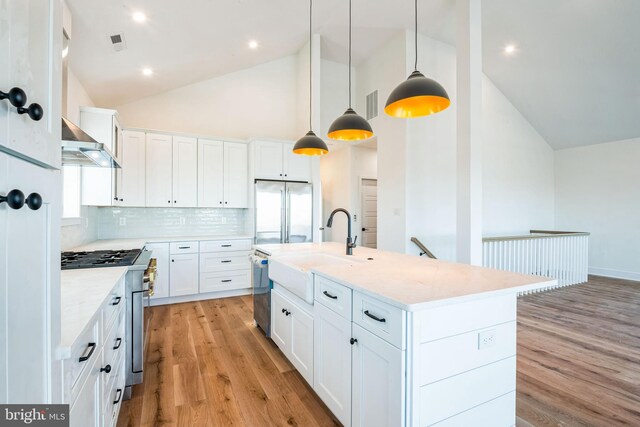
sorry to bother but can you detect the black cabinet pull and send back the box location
[0,189,25,209]
[221,244,232,247]
[113,337,122,350]
[0,87,27,107]
[113,389,123,405]
[112,296,121,306]
[100,364,112,374]
[281,308,291,316]
[350,338,358,345]
[79,342,96,362]
[362,227,367,231]
[221,279,232,283]
[17,103,43,121]
[178,246,191,249]
[25,193,42,210]
[323,290,338,300]
[364,310,386,323]
[221,260,232,263]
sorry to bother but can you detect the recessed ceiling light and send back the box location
[248,40,259,50]
[504,44,516,55]
[132,11,147,23]
[89,152,101,159]
[142,67,153,76]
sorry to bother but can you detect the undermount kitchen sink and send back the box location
[268,253,363,304]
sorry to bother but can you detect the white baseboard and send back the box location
[149,288,252,306]
[589,267,640,282]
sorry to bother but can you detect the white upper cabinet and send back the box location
[145,133,173,207]
[223,142,248,208]
[172,136,198,207]
[0,0,62,169]
[254,141,312,182]
[118,130,146,207]
[198,139,224,208]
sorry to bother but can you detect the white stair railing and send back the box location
[482,230,589,293]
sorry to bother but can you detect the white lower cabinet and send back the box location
[314,303,352,426]
[351,323,404,427]
[271,288,314,385]
[169,253,199,297]
[70,349,102,427]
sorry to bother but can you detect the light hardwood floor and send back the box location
[118,275,640,427]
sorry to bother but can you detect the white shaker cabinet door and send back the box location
[197,139,224,207]
[69,352,101,427]
[223,142,248,208]
[283,144,312,182]
[169,253,199,297]
[290,303,314,386]
[351,324,404,427]
[314,303,352,426]
[145,133,173,207]
[119,130,146,207]
[270,289,292,354]
[144,243,170,299]
[253,141,284,180]
[1,0,62,169]
[172,136,198,207]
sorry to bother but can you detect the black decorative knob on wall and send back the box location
[0,87,27,107]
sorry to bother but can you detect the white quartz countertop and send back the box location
[58,267,128,358]
[70,235,253,251]
[255,242,556,311]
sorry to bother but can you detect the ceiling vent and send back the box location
[366,90,378,120]
[110,33,126,52]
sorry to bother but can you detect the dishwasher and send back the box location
[251,250,271,337]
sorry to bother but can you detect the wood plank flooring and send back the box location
[118,275,640,427]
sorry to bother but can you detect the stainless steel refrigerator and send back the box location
[255,180,313,244]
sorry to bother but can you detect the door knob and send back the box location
[0,189,25,209]
[17,103,43,121]
[0,87,27,108]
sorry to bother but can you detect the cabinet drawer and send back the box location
[102,277,125,337]
[200,270,250,293]
[353,292,406,350]
[200,239,252,253]
[102,310,126,399]
[170,241,199,254]
[200,252,251,273]
[103,358,126,427]
[314,275,352,320]
[64,319,100,404]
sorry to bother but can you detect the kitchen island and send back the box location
[255,242,554,427]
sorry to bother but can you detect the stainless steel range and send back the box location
[61,248,156,400]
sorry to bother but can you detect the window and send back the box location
[62,165,81,222]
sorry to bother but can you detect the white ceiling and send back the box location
[67,0,640,149]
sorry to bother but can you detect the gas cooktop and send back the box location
[61,249,142,270]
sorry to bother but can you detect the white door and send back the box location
[270,289,291,353]
[145,133,173,207]
[290,305,314,386]
[283,144,312,182]
[360,179,378,248]
[0,152,60,403]
[197,139,224,208]
[118,130,146,207]
[314,303,352,426]
[254,141,284,180]
[169,254,199,297]
[144,243,170,299]
[172,136,198,207]
[1,0,62,169]
[223,142,248,208]
[351,324,404,427]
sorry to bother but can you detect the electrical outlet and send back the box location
[478,329,497,350]
[119,217,126,226]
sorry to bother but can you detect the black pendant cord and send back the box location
[348,0,352,108]
[414,0,418,71]
[309,0,313,130]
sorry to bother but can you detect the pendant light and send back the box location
[327,0,373,141]
[293,0,329,156]
[384,0,450,118]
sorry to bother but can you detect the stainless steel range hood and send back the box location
[61,117,121,168]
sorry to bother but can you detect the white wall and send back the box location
[116,56,299,141]
[555,138,640,279]
[482,77,555,236]
[320,58,351,138]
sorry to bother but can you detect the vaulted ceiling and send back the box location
[67,0,640,149]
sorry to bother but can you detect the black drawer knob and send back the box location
[0,87,27,107]
[100,364,112,374]
[17,103,43,121]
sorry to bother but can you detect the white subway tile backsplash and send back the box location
[97,207,248,239]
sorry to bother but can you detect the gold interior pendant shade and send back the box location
[293,0,329,156]
[327,0,374,141]
[385,0,450,118]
